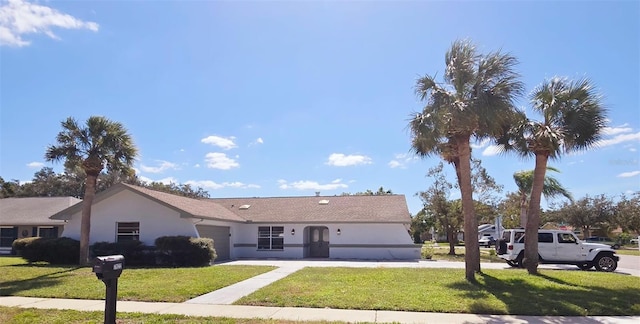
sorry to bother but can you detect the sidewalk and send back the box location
[2,296,639,323]
[2,259,639,323]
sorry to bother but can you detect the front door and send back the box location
[309,226,329,258]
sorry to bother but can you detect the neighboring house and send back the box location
[50,183,420,261]
[0,197,81,254]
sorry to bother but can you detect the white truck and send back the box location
[495,229,619,272]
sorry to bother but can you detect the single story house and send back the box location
[50,183,420,261]
[0,196,81,254]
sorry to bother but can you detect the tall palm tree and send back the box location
[46,116,138,266]
[409,40,523,281]
[499,77,606,274]
[514,166,573,227]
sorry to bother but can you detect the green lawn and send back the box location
[616,248,640,256]
[0,257,275,302]
[235,267,640,316]
[0,306,343,324]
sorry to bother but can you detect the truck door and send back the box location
[555,232,581,261]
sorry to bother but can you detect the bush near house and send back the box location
[155,236,216,267]
[12,237,79,264]
[91,240,156,266]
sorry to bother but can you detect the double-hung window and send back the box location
[116,222,140,243]
[258,226,284,250]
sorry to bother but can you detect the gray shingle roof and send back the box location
[0,197,81,225]
[50,183,245,222]
[210,195,411,223]
[49,183,412,224]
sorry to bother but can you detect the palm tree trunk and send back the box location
[519,193,528,228]
[524,153,549,274]
[79,174,98,266]
[456,136,479,280]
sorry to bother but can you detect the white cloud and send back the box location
[482,145,502,156]
[201,135,237,150]
[0,0,99,47]
[205,152,239,170]
[278,179,348,191]
[617,171,640,178]
[602,125,632,136]
[26,161,44,168]
[139,160,178,174]
[388,153,418,169]
[326,153,372,167]
[185,180,260,190]
[597,132,640,147]
[256,137,264,144]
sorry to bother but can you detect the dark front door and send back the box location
[309,226,329,258]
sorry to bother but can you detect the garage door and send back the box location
[196,225,230,261]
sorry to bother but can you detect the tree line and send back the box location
[0,168,209,199]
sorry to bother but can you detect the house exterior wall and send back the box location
[62,190,198,246]
[233,223,420,260]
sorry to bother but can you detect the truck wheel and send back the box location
[577,263,592,270]
[594,254,617,272]
[506,260,519,267]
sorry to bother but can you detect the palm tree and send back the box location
[46,116,138,266]
[513,166,573,227]
[499,77,606,274]
[409,40,523,281]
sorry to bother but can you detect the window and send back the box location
[558,233,577,244]
[258,226,284,250]
[0,227,18,248]
[37,226,57,238]
[538,233,554,243]
[117,222,140,243]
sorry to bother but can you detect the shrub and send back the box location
[91,241,155,266]
[421,243,434,259]
[13,237,79,264]
[155,236,216,267]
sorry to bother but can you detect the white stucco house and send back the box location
[50,183,420,261]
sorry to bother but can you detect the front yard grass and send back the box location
[0,257,275,302]
[0,306,343,324]
[235,267,640,316]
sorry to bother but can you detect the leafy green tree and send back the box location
[0,177,20,198]
[555,194,615,238]
[498,77,606,274]
[417,163,460,255]
[410,40,523,281]
[513,166,573,227]
[45,116,138,265]
[614,192,640,234]
[145,181,210,199]
[410,209,435,244]
[497,192,523,229]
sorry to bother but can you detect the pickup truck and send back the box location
[496,229,619,272]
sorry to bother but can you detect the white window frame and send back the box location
[37,226,56,238]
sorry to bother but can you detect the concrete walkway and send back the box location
[1,296,638,323]
[185,264,305,304]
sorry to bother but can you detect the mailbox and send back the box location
[93,255,125,280]
[92,255,124,324]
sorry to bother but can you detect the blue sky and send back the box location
[1,0,638,215]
